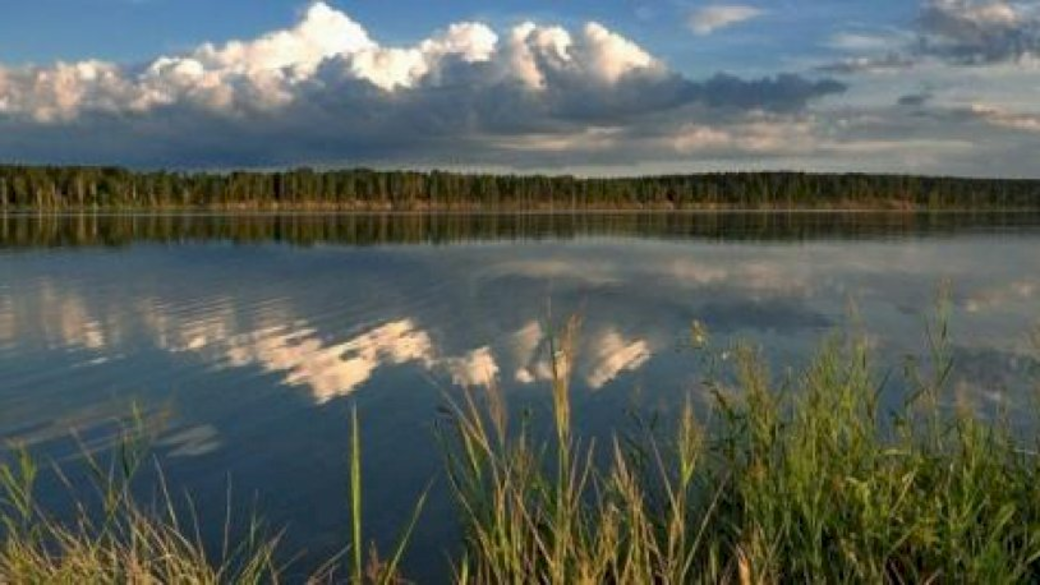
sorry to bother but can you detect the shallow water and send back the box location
[1,212,1039,579]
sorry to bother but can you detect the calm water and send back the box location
[2,212,1039,579]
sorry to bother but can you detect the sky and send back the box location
[0,0,1038,177]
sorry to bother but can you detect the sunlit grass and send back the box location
[0,410,282,583]
[437,305,1040,583]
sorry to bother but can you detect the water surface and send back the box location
[1,212,1039,578]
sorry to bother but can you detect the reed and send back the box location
[0,410,282,583]
[436,308,1040,583]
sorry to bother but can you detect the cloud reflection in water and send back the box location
[224,319,436,404]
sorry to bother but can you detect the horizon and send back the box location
[1,1,1039,178]
[2,163,1040,184]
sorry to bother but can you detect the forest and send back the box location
[1,165,1039,210]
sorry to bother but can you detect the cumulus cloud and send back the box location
[0,2,844,168]
[822,0,1040,73]
[444,346,500,387]
[508,320,651,389]
[0,3,502,120]
[223,319,437,404]
[689,5,765,36]
[918,0,1040,63]
[585,329,651,389]
[512,321,547,384]
[0,3,667,121]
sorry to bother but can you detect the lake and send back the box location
[1,211,1039,579]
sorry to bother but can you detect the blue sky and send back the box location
[0,0,1038,176]
[1,1,914,74]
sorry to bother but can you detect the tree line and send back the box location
[1,165,1038,210]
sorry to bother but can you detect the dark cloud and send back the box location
[0,57,845,168]
[691,73,846,112]
[897,91,933,106]
[696,298,833,334]
[819,1,1040,74]
[918,0,1040,64]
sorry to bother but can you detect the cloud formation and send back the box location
[3,0,1038,176]
[822,0,1040,72]
[689,5,765,36]
[963,103,1040,133]
[0,2,844,169]
[816,52,916,74]
[223,319,438,404]
[799,0,1040,177]
[919,0,1040,63]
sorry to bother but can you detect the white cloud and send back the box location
[0,2,848,170]
[827,32,903,53]
[509,321,651,389]
[183,314,500,402]
[510,320,566,386]
[443,346,500,387]
[37,282,108,351]
[585,329,651,389]
[689,5,765,36]
[511,321,546,384]
[0,2,668,120]
[224,319,436,404]
[505,22,575,89]
[670,115,816,154]
[0,60,133,123]
[156,297,237,354]
[966,103,1040,133]
[579,22,658,82]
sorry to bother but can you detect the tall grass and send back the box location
[0,411,282,582]
[437,308,1040,583]
[3,308,1040,583]
[0,406,427,584]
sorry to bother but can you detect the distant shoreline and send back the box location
[3,207,1040,216]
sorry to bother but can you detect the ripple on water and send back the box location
[2,213,1040,580]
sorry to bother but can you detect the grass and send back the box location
[4,305,1040,583]
[0,409,282,583]
[437,303,1040,583]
